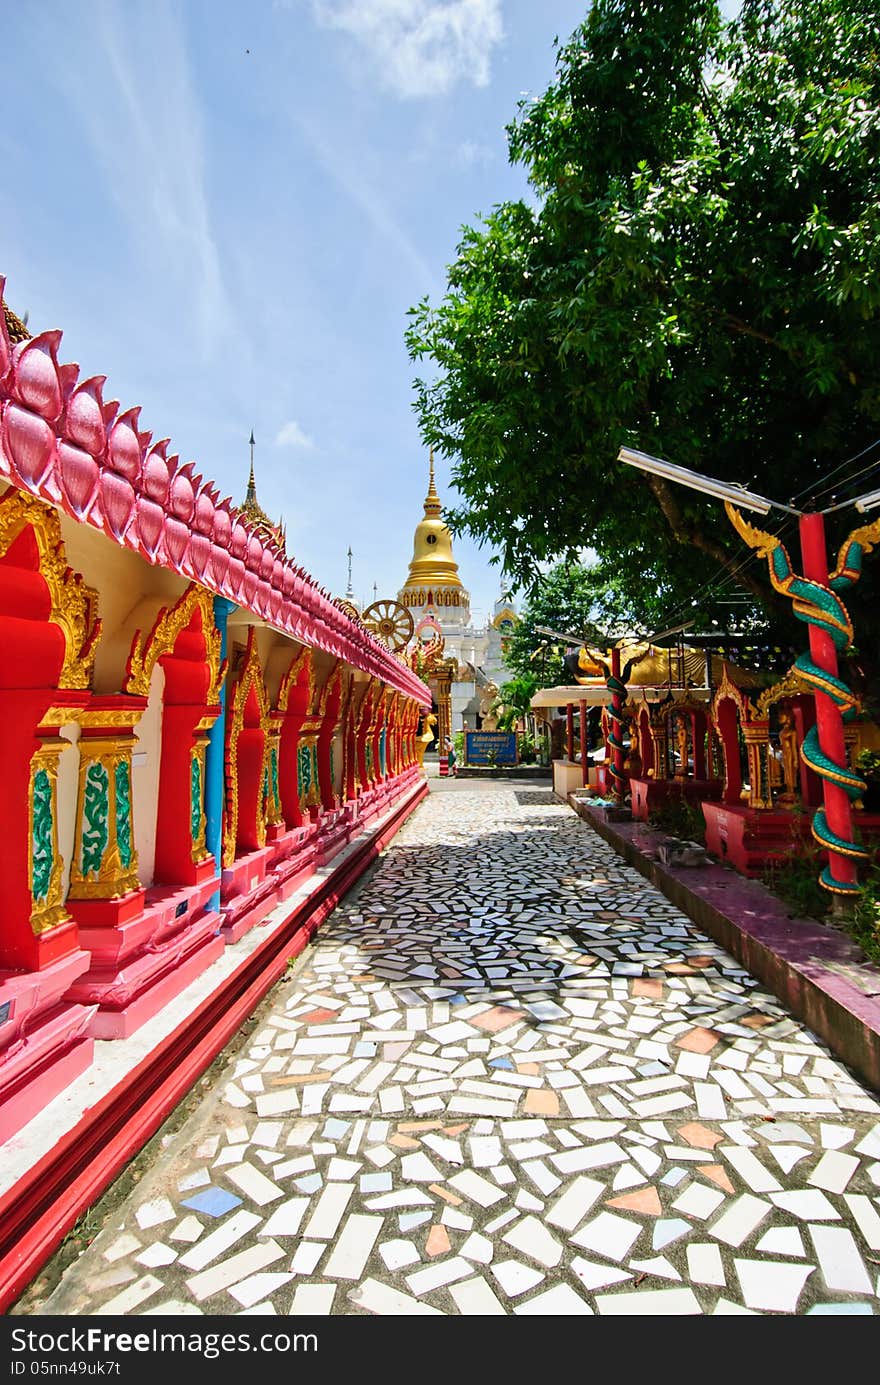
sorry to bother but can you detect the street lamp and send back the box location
[618,446,880,898]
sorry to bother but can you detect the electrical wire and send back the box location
[789,434,880,508]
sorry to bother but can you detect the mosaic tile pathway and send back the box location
[31,784,880,1315]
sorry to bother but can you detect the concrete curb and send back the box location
[567,793,880,1094]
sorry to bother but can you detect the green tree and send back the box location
[492,673,538,730]
[407,0,880,675]
[502,560,610,686]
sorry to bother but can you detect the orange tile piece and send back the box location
[740,1013,775,1028]
[516,1064,540,1077]
[677,1122,723,1150]
[389,1134,421,1150]
[301,1008,338,1024]
[698,1164,736,1194]
[429,1184,463,1206]
[268,1071,332,1087]
[675,1026,721,1053]
[605,1186,663,1216]
[686,956,714,969]
[664,962,696,975]
[425,1224,451,1257]
[469,1006,524,1033]
[632,979,664,999]
[442,1123,470,1136]
[524,1088,560,1117]
[398,1120,444,1132]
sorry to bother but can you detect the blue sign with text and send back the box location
[465,731,518,765]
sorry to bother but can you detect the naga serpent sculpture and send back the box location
[577,645,653,799]
[726,501,880,894]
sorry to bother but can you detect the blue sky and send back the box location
[2,0,598,626]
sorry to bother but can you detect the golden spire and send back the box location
[241,430,286,553]
[246,430,256,501]
[400,449,464,595]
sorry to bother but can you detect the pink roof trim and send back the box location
[0,277,430,705]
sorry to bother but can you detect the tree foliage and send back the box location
[502,561,610,687]
[492,674,538,731]
[406,0,880,663]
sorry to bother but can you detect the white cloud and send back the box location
[275,419,316,449]
[293,112,441,291]
[52,1,231,360]
[456,138,496,168]
[309,0,504,99]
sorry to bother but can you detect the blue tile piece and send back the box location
[294,1173,323,1194]
[451,994,468,1006]
[354,1042,378,1057]
[652,1217,691,1251]
[489,1057,514,1070]
[399,1211,432,1231]
[181,1186,242,1217]
[660,1167,688,1187]
[807,1303,874,1315]
[323,1118,351,1139]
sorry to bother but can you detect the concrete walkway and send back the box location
[21,781,880,1316]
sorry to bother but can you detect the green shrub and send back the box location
[851,856,880,966]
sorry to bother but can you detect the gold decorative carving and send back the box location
[754,667,812,719]
[318,662,343,716]
[277,646,312,715]
[38,706,87,730]
[710,662,757,728]
[125,582,225,702]
[0,490,101,689]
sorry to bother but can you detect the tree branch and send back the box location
[646,474,779,606]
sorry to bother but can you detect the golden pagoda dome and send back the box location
[400,452,466,607]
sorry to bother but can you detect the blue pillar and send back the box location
[206,596,236,911]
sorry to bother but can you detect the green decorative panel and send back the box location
[365,742,374,775]
[190,754,203,842]
[298,743,312,797]
[328,742,335,789]
[271,746,279,803]
[115,760,133,868]
[81,761,110,876]
[379,728,387,776]
[31,768,54,902]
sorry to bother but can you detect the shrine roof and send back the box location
[0,275,430,705]
[3,300,30,345]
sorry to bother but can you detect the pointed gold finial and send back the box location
[247,430,256,501]
[424,447,441,515]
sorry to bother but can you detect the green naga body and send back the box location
[727,503,880,895]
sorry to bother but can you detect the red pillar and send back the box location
[611,647,625,801]
[579,699,588,786]
[799,512,857,892]
[692,711,707,779]
[791,695,822,807]
[566,704,574,762]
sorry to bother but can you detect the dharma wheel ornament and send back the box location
[362,599,414,652]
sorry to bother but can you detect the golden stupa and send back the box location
[399,451,466,609]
